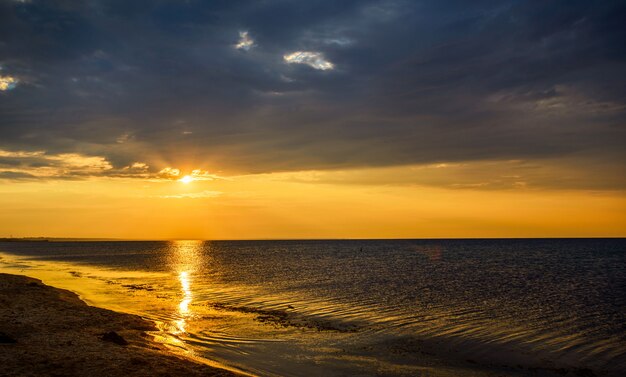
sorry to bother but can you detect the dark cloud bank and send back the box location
[0,0,624,188]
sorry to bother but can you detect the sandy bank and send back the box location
[0,273,241,377]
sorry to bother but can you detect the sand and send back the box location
[0,273,241,377]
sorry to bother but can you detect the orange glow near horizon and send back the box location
[0,164,624,240]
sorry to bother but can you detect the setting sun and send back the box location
[179,175,193,184]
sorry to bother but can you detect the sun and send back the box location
[179,175,194,184]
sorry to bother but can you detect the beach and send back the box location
[0,273,241,377]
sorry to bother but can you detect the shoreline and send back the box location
[0,273,246,377]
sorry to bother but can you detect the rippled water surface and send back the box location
[1,239,624,376]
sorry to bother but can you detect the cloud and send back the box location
[0,149,114,179]
[263,158,626,191]
[0,150,44,158]
[189,169,223,181]
[283,51,334,70]
[0,0,623,190]
[235,31,255,51]
[156,167,181,179]
[0,171,37,180]
[0,148,224,182]
[48,153,112,170]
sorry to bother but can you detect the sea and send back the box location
[0,239,624,376]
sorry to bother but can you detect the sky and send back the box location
[0,0,625,239]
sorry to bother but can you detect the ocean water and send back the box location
[0,239,624,376]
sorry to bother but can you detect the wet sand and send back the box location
[0,273,242,377]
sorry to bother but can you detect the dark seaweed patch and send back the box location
[207,302,359,333]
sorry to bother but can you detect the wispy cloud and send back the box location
[261,159,626,191]
[188,169,224,181]
[0,171,37,180]
[0,150,44,158]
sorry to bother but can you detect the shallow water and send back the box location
[1,239,624,376]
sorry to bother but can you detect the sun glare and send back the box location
[179,175,193,184]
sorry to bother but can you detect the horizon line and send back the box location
[1,236,624,242]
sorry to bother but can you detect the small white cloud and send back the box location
[235,31,255,51]
[190,169,221,181]
[116,133,132,144]
[123,162,149,171]
[0,75,18,91]
[283,51,334,70]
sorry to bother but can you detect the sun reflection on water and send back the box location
[168,240,203,334]
[179,271,192,314]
